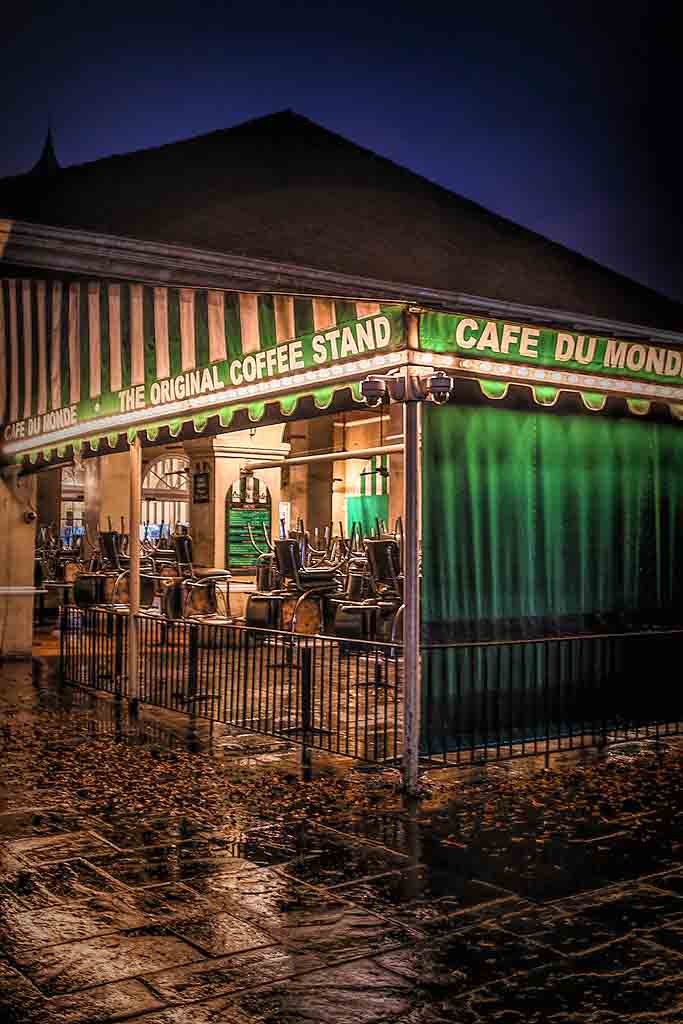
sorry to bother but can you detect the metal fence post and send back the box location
[301,644,313,777]
[114,613,124,696]
[186,622,200,751]
[59,612,66,681]
[188,622,199,702]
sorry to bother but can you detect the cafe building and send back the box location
[1,111,682,787]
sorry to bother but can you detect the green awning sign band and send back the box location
[0,276,402,451]
[421,311,683,397]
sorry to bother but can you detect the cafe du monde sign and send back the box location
[419,312,683,393]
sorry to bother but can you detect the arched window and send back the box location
[60,462,86,544]
[142,454,190,539]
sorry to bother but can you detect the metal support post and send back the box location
[402,394,422,795]
[128,435,141,710]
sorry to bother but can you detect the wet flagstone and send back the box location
[0,808,84,840]
[642,867,683,896]
[559,882,683,931]
[0,893,151,954]
[182,863,416,961]
[88,812,208,851]
[642,921,683,955]
[376,923,558,994]
[458,938,683,1023]
[22,857,132,902]
[523,912,625,957]
[118,881,216,920]
[38,978,166,1024]
[121,997,256,1024]
[201,831,309,868]
[5,830,121,865]
[264,902,418,962]
[144,945,325,1002]
[0,961,44,1023]
[494,901,571,936]
[168,911,276,957]
[89,839,256,887]
[231,957,416,1024]
[4,653,683,1021]
[14,925,204,995]
[277,832,411,888]
[328,865,515,928]
[185,865,345,924]
[0,869,56,912]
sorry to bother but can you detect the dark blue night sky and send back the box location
[2,1,679,302]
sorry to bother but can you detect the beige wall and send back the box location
[0,469,38,658]
[186,425,288,570]
[98,452,131,532]
[36,467,61,530]
[282,417,335,534]
[329,409,403,533]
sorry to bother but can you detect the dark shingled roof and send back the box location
[1,110,680,331]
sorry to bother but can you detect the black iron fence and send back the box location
[59,610,683,770]
[422,629,683,765]
[60,607,402,763]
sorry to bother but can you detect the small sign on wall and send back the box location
[192,462,211,504]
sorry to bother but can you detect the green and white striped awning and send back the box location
[0,278,406,463]
[4,284,683,469]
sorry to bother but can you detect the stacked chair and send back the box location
[242,519,405,644]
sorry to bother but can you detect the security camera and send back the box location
[427,371,454,405]
[23,510,37,524]
[360,376,388,407]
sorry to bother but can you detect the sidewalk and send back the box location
[2,651,683,1023]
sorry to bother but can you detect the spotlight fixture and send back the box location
[359,369,454,405]
[426,370,454,405]
[360,376,388,407]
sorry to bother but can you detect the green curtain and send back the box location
[347,494,389,539]
[421,404,683,752]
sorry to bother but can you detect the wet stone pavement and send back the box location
[2,651,683,1022]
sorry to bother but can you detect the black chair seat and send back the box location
[298,568,338,587]
[336,602,377,617]
[193,568,232,580]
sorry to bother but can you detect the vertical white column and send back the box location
[402,386,422,795]
[128,435,142,705]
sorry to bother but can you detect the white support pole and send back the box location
[402,393,422,795]
[128,435,141,705]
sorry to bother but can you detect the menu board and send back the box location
[226,506,271,570]
[225,477,271,571]
[192,470,210,504]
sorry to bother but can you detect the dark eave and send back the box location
[1,218,681,347]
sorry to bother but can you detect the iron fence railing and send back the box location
[60,607,402,763]
[422,628,683,765]
[59,609,683,770]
